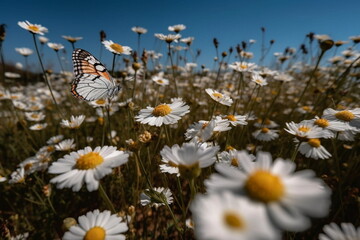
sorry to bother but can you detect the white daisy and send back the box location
[15,48,33,56]
[154,33,181,43]
[205,88,233,106]
[229,62,256,72]
[222,114,248,127]
[48,146,129,192]
[62,35,83,43]
[60,115,85,129]
[47,42,64,51]
[9,168,26,184]
[205,151,331,231]
[252,128,279,141]
[168,24,186,33]
[251,72,267,86]
[285,121,333,140]
[63,209,128,240]
[25,111,45,122]
[140,187,173,208]
[29,123,47,130]
[160,141,219,178]
[218,149,255,168]
[55,139,76,151]
[102,40,132,55]
[319,222,360,240]
[298,138,332,159]
[47,135,64,145]
[18,20,48,35]
[322,108,360,130]
[131,26,147,34]
[135,98,189,127]
[190,191,280,240]
[152,72,169,86]
[185,118,231,142]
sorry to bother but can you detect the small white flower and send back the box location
[60,115,85,129]
[47,42,64,51]
[140,187,173,208]
[18,20,48,35]
[63,209,128,240]
[55,139,76,151]
[319,222,360,240]
[135,98,189,127]
[49,146,129,192]
[205,88,233,106]
[168,24,186,33]
[102,40,132,55]
[190,191,280,240]
[131,26,147,34]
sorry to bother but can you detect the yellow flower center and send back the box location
[240,64,248,69]
[84,226,106,240]
[110,43,124,53]
[223,211,245,230]
[212,92,223,98]
[168,161,179,168]
[335,110,355,122]
[28,25,40,32]
[245,170,284,203]
[157,79,164,84]
[230,158,239,167]
[24,163,33,172]
[178,162,201,179]
[298,126,310,132]
[36,125,43,129]
[31,113,39,118]
[314,118,329,128]
[255,79,263,84]
[201,123,209,129]
[261,127,269,133]
[96,99,106,105]
[226,146,235,151]
[152,104,172,116]
[302,106,311,111]
[308,138,321,148]
[226,115,237,121]
[76,152,104,170]
[47,146,55,152]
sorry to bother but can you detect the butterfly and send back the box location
[71,48,120,101]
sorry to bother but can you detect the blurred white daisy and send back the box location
[48,146,129,192]
[168,24,186,33]
[60,115,85,129]
[62,35,83,43]
[29,123,47,130]
[319,222,360,240]
[252,128,279,141]
[25,112,45,122]
[15,48,33,56]
[131,26,147,34]
[47,135,64,145]
[190,191,280,240]
[222,114,248,127]
[63,209,128,240]
[102,40,132,55]
[135,98,189,127]
[205,88,233,106]
[152,72,169,86]
[10,232,29,240]
[185,118,231,142]
[18,20,48,35]
[205,151,331,231]
[229,62,256,72]
[154,33,181,43]
[160,141,219,178]
[38,36,49,44]
[9,168,26,184]
[140,187,173,208]
[251,72,267,86]
[55,139,76,151]
[218,149,255,168]
[47,42,64,51]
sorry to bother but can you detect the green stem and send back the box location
[32,33,63,117]
[99,183,116,213]
[291,142,301,162]
[168,43,179,96]
[56,51,65,73]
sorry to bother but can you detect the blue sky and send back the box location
[1,0,360,72]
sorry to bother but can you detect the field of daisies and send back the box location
[0,21,359,240]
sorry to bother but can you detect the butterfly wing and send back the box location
[71,48,118,101]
